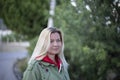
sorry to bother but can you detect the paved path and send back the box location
[0,42,29,80]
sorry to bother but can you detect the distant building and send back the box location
[0,19,12,42]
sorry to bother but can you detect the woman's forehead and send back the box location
[50,33,60,39]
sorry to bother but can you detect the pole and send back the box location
[47,0,56,28]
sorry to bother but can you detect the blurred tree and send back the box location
[0,0,49,39]
[54,0,120,80]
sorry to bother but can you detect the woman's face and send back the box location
[47,32,62,55]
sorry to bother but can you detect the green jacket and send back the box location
[22,60,70,80]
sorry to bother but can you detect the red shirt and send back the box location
[42,55,61,70]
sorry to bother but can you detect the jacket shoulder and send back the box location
[26,60,40,71]
[22,60,42,80]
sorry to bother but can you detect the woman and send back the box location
[22,27,70,80]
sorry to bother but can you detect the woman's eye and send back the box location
[57,39,61,42]
[50,40,54,43]
[50,39,61,43]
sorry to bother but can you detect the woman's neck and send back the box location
[47,54,56,62]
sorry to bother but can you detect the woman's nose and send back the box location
[53,41,58,46]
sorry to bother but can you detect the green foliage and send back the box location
[0,0,49,39]
[15,58,28,72]
[54,0,120,80]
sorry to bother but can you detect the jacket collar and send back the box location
[42,55,62,70]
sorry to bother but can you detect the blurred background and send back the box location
[0,0,120,80]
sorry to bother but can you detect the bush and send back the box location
[13,58,28,80]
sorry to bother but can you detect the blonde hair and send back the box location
[28,27,69,70]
